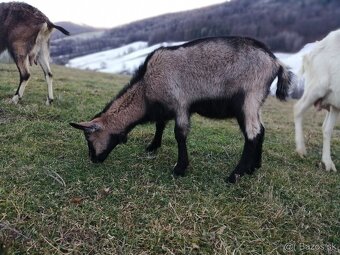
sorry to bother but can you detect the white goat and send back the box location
[294,29,340,172]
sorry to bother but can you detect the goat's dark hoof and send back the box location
[173,163,187,177]
[145,143,161,153]
[245,167,256,175]
[46,98,53,106]
[254,162,262,169]
[226,173,241,184]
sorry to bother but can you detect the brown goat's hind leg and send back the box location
[253,125,265,169]
[227,106,264,183]
[227,130,264,184]
[173,115,190,177]
[146,120,167,152]
[38,44,53,105]
[28,52,38,66]
[12,56,30,104]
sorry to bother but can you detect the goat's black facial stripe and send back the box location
[87,133,127,163]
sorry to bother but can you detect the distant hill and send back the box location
[51,0,340,64]
[51,22,106,40]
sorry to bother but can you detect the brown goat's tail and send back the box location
[276,61,296,101]
[48,22,70,36]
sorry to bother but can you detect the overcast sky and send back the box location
[3,0,226,28]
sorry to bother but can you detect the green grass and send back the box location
[0,63,339,254]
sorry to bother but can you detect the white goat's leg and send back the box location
[38,43,53,105]
[294,99,309,157]
[294,86,328,157]
[321,107,338,172]
[322,111,330,130]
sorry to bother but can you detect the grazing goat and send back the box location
[71,37,295,183]
[294,29,340,172]
[0,2,70,105]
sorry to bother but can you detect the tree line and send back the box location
[51,0,340,64]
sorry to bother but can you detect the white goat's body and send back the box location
[294,29,340,171]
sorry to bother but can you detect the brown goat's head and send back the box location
[70,118,127,163]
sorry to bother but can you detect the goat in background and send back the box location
[71,37,295,183]
[294,29,340,172]
[0,2,70,105]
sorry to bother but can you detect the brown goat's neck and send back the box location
[102,83,146,133]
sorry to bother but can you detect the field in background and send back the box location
[0,64,339,254]
[0,51,13,64]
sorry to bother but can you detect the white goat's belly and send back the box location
[324,93,340,109]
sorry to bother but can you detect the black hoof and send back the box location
[226,173,241,184]
[245,167,256,175]
[173,164,187,177]
[254,162,262,169]
[145,143,160,152]
[46,98,53,105]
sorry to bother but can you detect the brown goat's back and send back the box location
[0,2,52,55]
[143,37,280,112]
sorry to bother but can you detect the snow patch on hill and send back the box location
[67,41,184,74]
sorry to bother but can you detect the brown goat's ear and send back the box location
[69,122,102,133]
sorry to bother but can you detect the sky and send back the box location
[3,0,226,28]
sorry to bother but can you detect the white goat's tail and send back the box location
[299,54,310,77]
[276,61,297,101]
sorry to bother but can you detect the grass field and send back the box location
[0,63,339,254]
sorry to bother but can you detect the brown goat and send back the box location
[0,2,69,105]
[71,37,296,183]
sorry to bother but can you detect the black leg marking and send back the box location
[146,121,166,152]
[47,97,54,104]
[173,123,189,177]
[227,124,264,184]
[227,140,252,183]
[254,125,265,169]
[12,53,31,102]
[14,73,30,96]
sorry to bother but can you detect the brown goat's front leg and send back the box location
[173,117,190,177]
[146,120,167,152]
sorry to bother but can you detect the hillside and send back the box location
[51,22,106,40]
[51,0,340,64]
[0,64,339,254]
